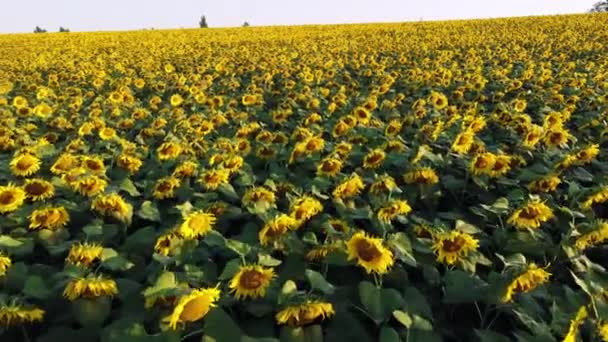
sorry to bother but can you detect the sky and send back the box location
[0,0,597,33]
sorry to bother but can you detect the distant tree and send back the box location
[590,1,608,12]
[242,21,250,27]
[59,27,70,32]
[199,15,208,28]
[33,26,47,33]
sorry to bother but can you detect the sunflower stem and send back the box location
[181,328,205,341]
[21,325,31,342]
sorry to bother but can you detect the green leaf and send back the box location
[124,226,156,252]
[443,270,487,304]
[393,310,413,328]
[120,178,141,197]
[403,287,433,319]
[23,275,52,300]
[102,255,134,271]
[226,239,252,257]
[204,308,243,342]
[258,253,282,266]
[455,220,481,234]
[219,259,242,280]
[411,314,433,331]
[305,269,335,295]
[388,232,417,267]
[475,330,511,342]
[358,281,384,324]
[137,201,161,222]
[379,327,400,342]
[0,235,23,248]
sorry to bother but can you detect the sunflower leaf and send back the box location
[137,201,161,222]
[305,269,335,295]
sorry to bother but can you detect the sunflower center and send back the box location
[355,239,381,262]
[239,270,264,289]
[366,153,382,164]
[441,237,465,253]
[549,132,563,144]
[492,160,506,171]
[157,181,173,193]
[17,157,35,170]
[0,191,15,205]
[85,160,102,171]
[321,161,337,172]
[25,182,47,195]
[475,157,489,169]
[519,207,540,220]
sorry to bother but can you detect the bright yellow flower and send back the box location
[346,231,394,274]
[431,230,479,265]
[229,265,275,300]
[164,287,220,329]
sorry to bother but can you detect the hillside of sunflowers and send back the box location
[1,12,608,342]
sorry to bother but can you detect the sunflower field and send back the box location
[1,12,608,342]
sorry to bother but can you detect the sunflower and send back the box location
[290,196,323,223]
[332,174,365,200]
[575,221,608,251]
[403,167,439,185]
[199,169,231,191]
[346,231,394,274]
[229,265,275,300]
[501,263,551,303]
[116,154,143,174]
[242,187,276,212]
[73,176,108,197]
[173,160,199,178]
[563,306,588,342]
[29,206,70,230]
[306,244,340,261]
[521,124,544,148]
[170,94,184,107]
[98,127,116,140]
[65,242,104,267]
[377,199,412,223]
[82,156,106,175]
[488,154,512,178]
[429,91,448,110]
[451,129,475,154]
[23,178,55,201]
[0,183,26,214]
[157,142,183,161]
[528,174,561,193]
[574,144,600,165]
[63,275,119,301]
[369,175,398,195]
[316,157,343,177]
[431,230,479,265]
[512,99,527,112]
[10,153,41,177]
[50,153,79,175]
[414,225,434,239]
[362,149,386,169]
[0,303,45,326]
[276,300,335,326]
[235,139,251,155]
[259,214,297,246]
[0,252,11,277]
[154,230,184,256]
[353,106,372,125]
[164,287,220,329]
[384,119,402,136]
[581,187,608,210]
[469,153,496,176]
[334,141,353,159]
[384,139,407,153]
[543,127,571,149]
[153,176,181,200]
[598,322,608,342]
[327,218,350,234]
[91,193,133,224]
[508,199,554,230]
[178,210,216,239]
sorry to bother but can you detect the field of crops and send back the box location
[1,12,608,342]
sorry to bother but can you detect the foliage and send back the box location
[199,16,208,28]
[59,27,70,33]
[590,1,608,12]
[1,12,608,342]
[33,26,47,33]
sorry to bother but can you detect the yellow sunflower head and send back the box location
[507,199,554,230]
[332,173,365,200]
[153,176,181,200]
[431,230,479,265]
[290,196,324,224]
[403,167,439,185]
[346,231,394,274]
[65,242,104,267]
[178,210,216,239]
[259,214,297,246]
[377,199,412,223]
[10,153,41,177]
[316,157,343,178]
[63,275,119,301]
[164,287,220,330]
[0,302,45,326]
[502,263,551,303]
[29,206,70,231]
[199,169,231,191]
[91,193,133,224]
[363,149,386,169]
[0,183,27,213]
[229,265,275,300]
[0,252,12,277]
[275,300,335,326]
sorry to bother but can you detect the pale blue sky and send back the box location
[0,0,596,33]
